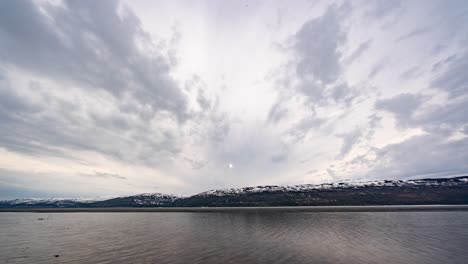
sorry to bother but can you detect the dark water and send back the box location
[1,210,467,263]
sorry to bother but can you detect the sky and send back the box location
[0,0,467,199]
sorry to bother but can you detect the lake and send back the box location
[1,208,467,263]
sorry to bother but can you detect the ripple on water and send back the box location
[1,211,468,264]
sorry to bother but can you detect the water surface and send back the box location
[1,210,467,263]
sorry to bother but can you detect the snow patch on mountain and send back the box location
[3,196,118,205]
[196,176,468,197]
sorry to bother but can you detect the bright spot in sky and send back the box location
[229,163,234,169]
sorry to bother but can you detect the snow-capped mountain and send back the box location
[196,176,468,197]
[1,196,118,208]
[1,176,467,208]
[89,193,182,207]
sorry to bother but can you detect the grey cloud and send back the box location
[0,168,67,200]
[400,66,423,80]
[431,45,447,56]
[462,125,468,135]
[375,93,424,128]
[270,153,287,164]
[0,0,188,120]
[336,128,362,158]
[279,86,361,146]
[197,89,212,112]
[431,51,468,98]
[193,101,231,144]
[396,27,431,42]
[428,2,468,98]
[368,80,468,180]
[287,4,366,110]
[366,114,382,139]
[431,1,468,42]
[0,1,221,166]
[345,40,372,65]
[415,97,468,135]
[0,70,183,166]
[326,82,360,106]
[183,76,231,144]
[0,81,41,114]
[347,152,375,168]
[82,172,127,180]
[287,116,327,142]
[368,58,388,79]
[431,54,457,72]
[183,157,206,170]
[366,0,402,18]
[365,134,468,180]
[294,5,345,86]
[376,92,468,136]
[267,100,289,124]
[268,4,360,137]
[363,0,404,30]
[270,144,289,164]
[0,168,120,199]
[184,75,212,111]
[210,116,231,143]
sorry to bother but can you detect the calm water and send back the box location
[1,210,467,263]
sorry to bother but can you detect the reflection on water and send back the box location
[1,211,467,263]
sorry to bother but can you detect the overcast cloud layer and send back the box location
[0,0,467,199]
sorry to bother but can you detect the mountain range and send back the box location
[1,176,467,208]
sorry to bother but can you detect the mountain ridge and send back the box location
[1,176,467,208]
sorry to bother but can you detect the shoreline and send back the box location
[1,205,468,213]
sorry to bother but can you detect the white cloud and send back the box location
[0,0,467,198]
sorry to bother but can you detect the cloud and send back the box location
[267,100,289,124]
[0,0,188,120]
[286,4,363,110]
[366,114,382,139]
[270,143,289,164]
[268,4,360,144]
[366,0,403,18]
[366,54,468,179]
[396,27,431,42]
[375,92,467,136]
[0,0,230,168]
[368,58,389,79]
[0,168,69,199]
[83,172,127,180]
[345,40,372,64]
[375,93,424,128]
[1,0,468,197]
[182,156,206,170]
[336,128,362,158]
[365,134,468,180]
[431,54,457,72]
[415,97,468,135]
[287,116,327,142]
[294,5,347,87]
[0,72,184,165]
[271,152,287,164]
[463,125,468,135]
[431,50,468,98]
[400,66,423,80]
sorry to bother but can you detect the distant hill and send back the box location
[1,176,467,208]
